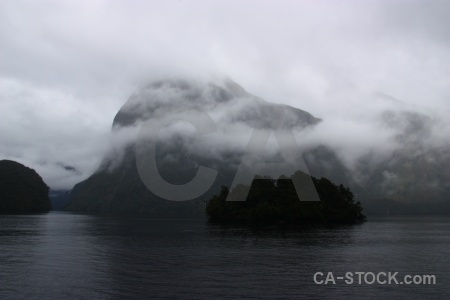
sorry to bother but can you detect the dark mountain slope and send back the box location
[0,160,51,213]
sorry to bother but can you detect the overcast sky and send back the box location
[1,0,449,190]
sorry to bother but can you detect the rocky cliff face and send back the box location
[0,160,51,213]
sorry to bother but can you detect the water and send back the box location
[0,212,449,299]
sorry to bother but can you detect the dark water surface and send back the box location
[1,212,449,299]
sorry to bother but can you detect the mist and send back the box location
[0,0,449,190]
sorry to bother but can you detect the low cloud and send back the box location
[0,1,449,189]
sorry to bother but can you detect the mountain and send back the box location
[303,108,450,215]
[0,160,52,213]
[65,77,450,217]
[66,78,321,216]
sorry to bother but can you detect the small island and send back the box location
[206,171,366,225]
[0,160,52,213]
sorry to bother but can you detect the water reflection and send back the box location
[0,213,449,299]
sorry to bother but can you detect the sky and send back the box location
[0,0,449,190]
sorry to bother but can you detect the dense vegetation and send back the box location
[206,171,366,225]
[0,160,51,213]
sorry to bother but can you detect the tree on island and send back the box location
[206,171,366,225]
[0,160,52,213]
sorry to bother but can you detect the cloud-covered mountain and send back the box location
[65,78,450,216]
[2,1,449,195]
[66,78,321,216]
